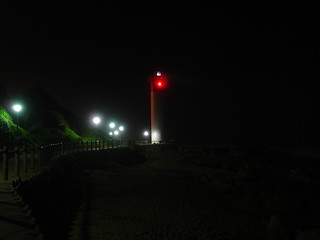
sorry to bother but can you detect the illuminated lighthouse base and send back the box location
[151,129,161,143]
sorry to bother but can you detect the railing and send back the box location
[0,140,131,181]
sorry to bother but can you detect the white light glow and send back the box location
[109,122,116,128]
[119,126,124,131]
[13,104,22,113]
[92,117,101,125]
[151,130,161,143]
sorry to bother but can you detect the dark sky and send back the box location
[1,3,320,145]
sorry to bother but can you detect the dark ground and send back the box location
[15,145,320,240]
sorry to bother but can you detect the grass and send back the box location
[0,106,88,146]
[0,107,34,146]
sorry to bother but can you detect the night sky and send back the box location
[1,3,320,145]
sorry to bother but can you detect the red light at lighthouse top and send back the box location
[153,71,168,90]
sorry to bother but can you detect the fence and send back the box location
[0,140,131,181]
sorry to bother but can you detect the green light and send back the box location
[109,122,115,128]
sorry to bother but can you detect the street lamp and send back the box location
[143,131,149,144]
[92,116,101,125]
[12,104,22,131]
[119,125,124,131]
[109,122,116,129]
[108,122,116,148]
[92,116,101,145]
[108,131,114,148]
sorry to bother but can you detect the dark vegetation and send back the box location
[15,148,147,240]
[0,106,34,146]
[0,84,102,146]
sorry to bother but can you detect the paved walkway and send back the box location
[68,152,267,240]
[0,148,108,240]
[0,153,44,240]
[0,180,40,240]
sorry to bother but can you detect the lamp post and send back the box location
[109,131,113,148]
[118,125,124,147]
[143,131,149,144]
[12,104,22,131]
[92,116,101,125]
[92,116,101,147]
[109,122,116,148]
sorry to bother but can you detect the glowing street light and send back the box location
[12,104,23,131]
[108,122,116,148]
[143,131,149,144]
[13,104,22,113]
[114,130,119,136]
[109,131,114,148]
[109,122,116,129]
[92,116,102,143]
[92,117,101,125]
[118,125,124,131]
